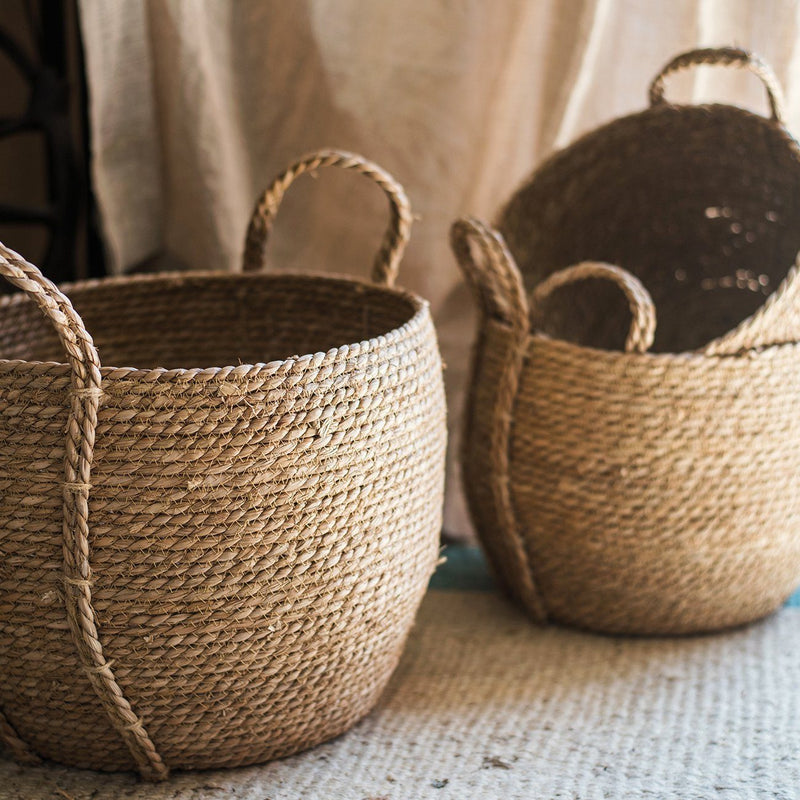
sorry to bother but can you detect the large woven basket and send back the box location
[0,150,446,779]
[451,48,800,636]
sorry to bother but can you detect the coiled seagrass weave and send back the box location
[452,48,800,635]
[0,150,446,778]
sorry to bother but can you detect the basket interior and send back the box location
[499,105,800,352]
[0,273,419,369]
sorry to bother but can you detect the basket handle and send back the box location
[529,262,656,354]
[0,243,169,781]
[242,149,413,287]
[449,218,548,619]
[648,46,786,125]
[450,217,529,333]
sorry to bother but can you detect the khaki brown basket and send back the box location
[451,48,800,635]
[0,150,446,779]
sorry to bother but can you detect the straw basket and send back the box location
[451,48,800,635]
[0,150,446,779]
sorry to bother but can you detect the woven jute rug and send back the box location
[2,589,798,799]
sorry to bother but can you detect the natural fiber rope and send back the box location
[648,46,786,124]
[455,46,800,634]
[529,262,657,354]
[0,244,169,780]
[450,217,529,332]
[0,151,444,775]
[450,218,547,622]
[242,150,413,287]
[500,46,800,357]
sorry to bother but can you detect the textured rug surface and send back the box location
[2,585,799,800]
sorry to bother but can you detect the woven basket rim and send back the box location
[499,102,800,220]
[492,321,800,363]
[0,270,430,380]
[496,101,800,358]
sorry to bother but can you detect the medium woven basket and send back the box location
[451,48,800,636]
[0,150,446,779]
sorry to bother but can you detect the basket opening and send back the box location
[0,273,419,369]
[499,105,800,353]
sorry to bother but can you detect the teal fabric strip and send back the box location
[429,545,495,590]
[430,545,496,591]
[432,544,800,608]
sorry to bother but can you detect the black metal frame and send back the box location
[0,0,104,282]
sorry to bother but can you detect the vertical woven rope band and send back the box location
[241,149,413,287]
[450,218,548,622]
[0,244,168,781]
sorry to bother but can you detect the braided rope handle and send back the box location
[0,243,168,781]
[449,218,547,620]
[649,46,786,124]
[450,217,529,333]
[242,150,413,287]
[529,262,656,354]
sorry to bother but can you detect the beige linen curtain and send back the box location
[78,0,800,539]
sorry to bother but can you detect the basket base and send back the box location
[4,678,388,776]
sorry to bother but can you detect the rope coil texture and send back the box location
[648,46,786,124]
[0,150,446,777]
[242,150,413,285]
[450,218,546,622]
[454,47,800,635]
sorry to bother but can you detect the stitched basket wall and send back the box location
[0,150,447,779]
[451,48,800,636]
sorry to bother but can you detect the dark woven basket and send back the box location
[500,46,800,356]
